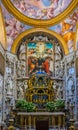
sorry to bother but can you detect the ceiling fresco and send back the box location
[1,1,78,53]
[2,0,77,26]
[50,8,78,53]
[11,0,72,20]
[1,3,31,51]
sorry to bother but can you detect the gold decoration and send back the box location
[25,74,55,111]
[0,6,7,49]
[11,28,69,55]
[8,126,15,130]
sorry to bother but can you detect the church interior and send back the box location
[0,0,78,129]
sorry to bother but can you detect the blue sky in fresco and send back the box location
[42,0,51,6]
[28,42,36,48]
[42,0,63,6]
[45,43,53,48]
[28,42,53,49]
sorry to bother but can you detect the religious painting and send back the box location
[27,42,53,75]
[11,0,72,20]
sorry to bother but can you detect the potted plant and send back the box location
[45,99,65,112]
[26,102,36,112]
[15,99,27,111]
[15,99,36,112]
[45,101,55,112]
[54,99,65,111]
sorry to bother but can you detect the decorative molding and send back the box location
[65,52,75,62]
[6,51,17,62]
[0,6,7,49]
[11,28,69,55]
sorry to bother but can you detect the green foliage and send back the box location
[45,99,65,112]
[54,99,65,111]
[15,99,36,112]
[45,101,55,112]
[24,102,36,112]
[16,99,26,109]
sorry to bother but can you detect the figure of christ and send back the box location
[38,42,44,57]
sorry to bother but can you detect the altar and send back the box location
[13,71,65,129]
[14,112,65,129]
[25,71,63,111]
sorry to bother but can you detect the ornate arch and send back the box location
[0,6,7,49]
[11,28,69,55]
[2,0,78,27]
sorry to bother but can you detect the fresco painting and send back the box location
[50,8,78,52]
[1,4,31,51]
[11,0,72,20]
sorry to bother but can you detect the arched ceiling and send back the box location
[11,28,68,55]
[2,0,78,27]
